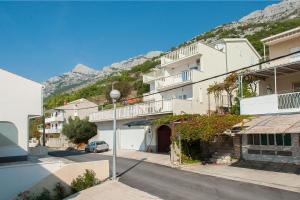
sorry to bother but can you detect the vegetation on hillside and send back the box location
[45,18,300,109]
[177,18,300,55]
[45,59,160,109]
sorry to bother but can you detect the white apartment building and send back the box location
[41,98,98,147]
[89,38,260,153]
[238,27,300,164]
[0,68,42,162]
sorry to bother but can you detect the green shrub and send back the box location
[71,169,101,193]
[53,182,68,200]
[34,188,51,200]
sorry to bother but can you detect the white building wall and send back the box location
[224,40,261,72]
[0,69,42,158]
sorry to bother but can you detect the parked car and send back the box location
[85,141,109,153]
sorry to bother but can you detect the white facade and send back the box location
[43,98,98,147]
[0,68,42,161]
[90,38,260,152]
[239,27,300,164]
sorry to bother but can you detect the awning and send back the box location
[235,113,300,134]
[241,60,300,78]
[123,119,153,127]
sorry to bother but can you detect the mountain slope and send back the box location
[240,0,300,23]
[45,0,300,108]
[43,51,162,97]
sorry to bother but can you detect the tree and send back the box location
[29,117,42,139]
[104,81,132,103]
[222,73,238,108]
[62,117,97,144]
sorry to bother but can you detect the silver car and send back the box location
[85,141,109,153]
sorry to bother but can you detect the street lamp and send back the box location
[110,89,120,180]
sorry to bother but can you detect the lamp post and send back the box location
[110,89,120,180]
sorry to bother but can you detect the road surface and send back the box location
[49,150,300,200]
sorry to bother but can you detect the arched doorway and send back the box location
[157,125,171,153]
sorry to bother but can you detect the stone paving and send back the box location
[65,180,162,200]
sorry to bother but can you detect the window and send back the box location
[268,134,275,145]
[247,134,253,145]
[284,134,292,146]
[178,94,187,100]
[150,83,155,92]
[247,133,291,146]
[293,83,300,92]
[276,134,283,146]
[248,149,260,155]
[277,151,292,156]
[261,134,267,145]
[262,150,275,155]
[253,134,260,145]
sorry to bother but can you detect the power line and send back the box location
[50,50,300,111]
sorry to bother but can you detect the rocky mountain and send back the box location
[176,0,300,55]
[240,0,300,23]
[44,0,300,98]
[43,51,162,97]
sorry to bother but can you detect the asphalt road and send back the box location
[49,150,300,200]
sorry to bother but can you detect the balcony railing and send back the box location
[161,42,200,66]
[143,69,165,83]
[240,91,300,115]
[156,70,192,90]
[89,99,173,122]
[278,92,300,110]
[45,115,64,123]
[39,128,62,134]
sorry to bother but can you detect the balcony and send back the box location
[240,92,300,115]
[143,69,165,83]
[156,70,191,90]
[39,127,62,134]
[161,42,200,66]
[45,114,64,123]
[89,99,173,122]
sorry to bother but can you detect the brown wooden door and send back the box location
[157,125,171,153]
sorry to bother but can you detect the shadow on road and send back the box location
[117,158,147,177]
[48,150,87,157]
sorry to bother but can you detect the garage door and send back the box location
[99,130,113,150]
[120,128,145,151]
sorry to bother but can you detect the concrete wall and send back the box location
[225,40,260,71]
[0,161,64,200]
[0,69,42,158]
[26,160,109,198]
[241,134,300,164]
[269,36,300,59]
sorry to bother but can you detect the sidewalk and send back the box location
[65,181,161,200]
[181,164,300,193]
[101,150,300,193]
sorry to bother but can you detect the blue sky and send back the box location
[0,1,276,82]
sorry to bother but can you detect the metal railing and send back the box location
[161,42,200,66]
[89,99,173,122]
[45,115,64,123]
[278,91,300,110]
